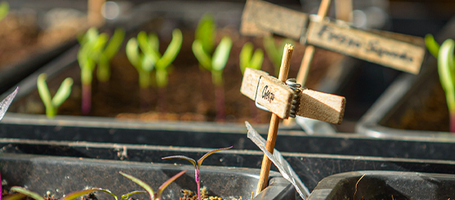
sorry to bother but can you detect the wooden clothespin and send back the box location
[241,44,346,195]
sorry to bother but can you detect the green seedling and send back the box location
[425,34,455,132]
[192,14,232,121]
[162,146,232,200]
[126,29,182,111]
[263,36,294,76]
[4,186,145,200]
[240,42,264,74]
[37,73,73,119]
[0,1,9,22]
[120,170,187,200]
[78,27,125,114]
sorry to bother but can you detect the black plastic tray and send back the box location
[0,153,295,200]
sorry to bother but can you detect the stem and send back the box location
[139,88,150,111]
[451,111,455,133]
[1,172,2,200]
[195,168,201,200]
[138,71,151,89]
[82,83,91,114]
[46,106,56,119]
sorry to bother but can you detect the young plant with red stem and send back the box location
[425,35,455,132]
[192,16,232,121]
[37,73,73,119]
[78,27,125,114]
[161,146,232,200]
[126,29,182,111]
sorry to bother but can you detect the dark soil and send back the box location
[11,22,344,124]
[0,11,85,72]
[383,75,450,131]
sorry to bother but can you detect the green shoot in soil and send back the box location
[0,1,9,21]
[126,29,182,111]
[193,14,232,121]
[78,27,125,114]
[425,34,455,132]
[120,170,187,200]
[162,146,233,200]
[263,36,294,76]
[240,42,264,74]
[37,73,73,119]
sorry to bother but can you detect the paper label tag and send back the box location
[246,121,310,200]
[306,20,425,74]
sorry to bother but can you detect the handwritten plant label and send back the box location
[306,20,425,74]
[241,68,293,119]
[241,0,308,40]
[240,68,346,123]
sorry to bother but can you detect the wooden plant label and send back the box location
[241,0,308,40]
[240,68,346,124]
[306,20,425,74]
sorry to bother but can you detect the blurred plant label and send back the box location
[245,121,310,200]
[241,68,346,124]
[306,20,425,74]
[241,0,308,40]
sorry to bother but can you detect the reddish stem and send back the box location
[450,111,455,133]
[139,88,150,111]
[82,83,91,115]
[195,168,201,200]
[1,172,2,200]
[215,85,225,121]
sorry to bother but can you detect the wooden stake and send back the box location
[335,0,353,22]
[285,0,332,126]
[256,44,294,195]
[88,0,105,26]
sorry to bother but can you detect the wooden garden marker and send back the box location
[241,44,346,194]
[88,0,105,26]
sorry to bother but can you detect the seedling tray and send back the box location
[308,171,455,200]
[2,139,455,192]
[0,153,295,200]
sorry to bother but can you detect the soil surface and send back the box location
[383,74,450,132]
[11,20,344,124]
[0,9,86,72]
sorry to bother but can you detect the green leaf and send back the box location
[120,191,146,200]
[97,55,110,82]
[239,42,253,74]
[62,188,117,200]
[263,36,280,68]
[157,170,188,199]
[425,34,440,58]
[138,31,153,55]
[149,33,159,52]
[103,28,125,60]
[3,193,26,200]
[10,187,44,200]
[162,155,197,167]
[119,172,156,200]
[196,13,215,53]
[126,38,141,69]
[192,40,212,70]
[197,146,232,168]
[0,1,9,21]
[156,29,182,70]
[212,36,232,71]
[51,77,73,108]
[250,49,264,70]
[438,39,455,112]
[80,27,99,45]
[37,73,53,113]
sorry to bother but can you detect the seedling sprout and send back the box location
[120,170,187,200]
[240,42,264,74]
[37,73,73,119]
[126,29,182,111]
[425,35,455,132]
[78,27,125,114]
[192,15,232,121]
[162,146,232,200]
